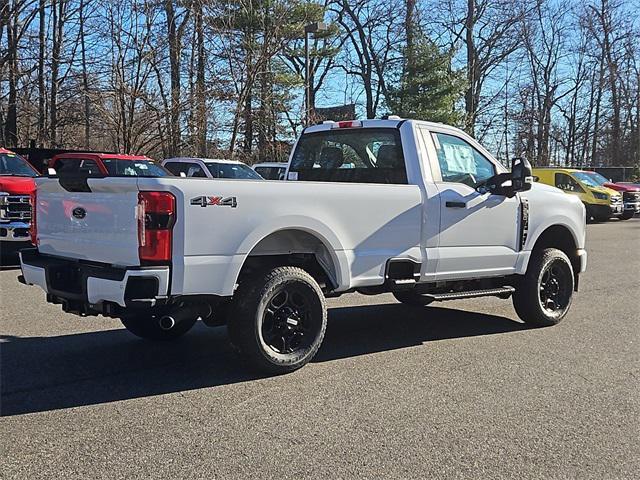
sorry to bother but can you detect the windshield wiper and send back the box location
[0,173,34,177]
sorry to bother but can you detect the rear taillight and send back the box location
[137,191,176,264]
[29,189,37,246]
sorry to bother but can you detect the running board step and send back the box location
[427,286,515,302]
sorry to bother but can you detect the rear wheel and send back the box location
[513,248,574,327]
[227,266,327,374]
[120,310,197,340]
[393,290,434,306]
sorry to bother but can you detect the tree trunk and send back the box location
[4,10,18,146]
[79,0,90,149]
[242,26,254,155]
[591,56,605,166]
[38,0,46,146]
[165,0,181,156]
[405,0,416,73]
[50,0,65,147]
[194,0,206,156]
[464,0,476,136]
[257,58,270,162]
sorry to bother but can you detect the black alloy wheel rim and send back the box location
[261,286,314,355]
[539,260,571,314]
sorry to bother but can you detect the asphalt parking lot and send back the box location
[1,219,639,479]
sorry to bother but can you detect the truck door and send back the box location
[426,130,520,279]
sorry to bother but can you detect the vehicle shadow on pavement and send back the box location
[317,304,530,361]
[1,305,530,416]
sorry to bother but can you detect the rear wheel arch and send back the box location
[235,228,344,293]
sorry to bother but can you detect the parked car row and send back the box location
[0,149,288,246]
[532,167,640,222]
[2,142,638,250]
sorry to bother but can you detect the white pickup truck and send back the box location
[20,119,587,373]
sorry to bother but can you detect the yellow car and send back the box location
[533,168,623,222]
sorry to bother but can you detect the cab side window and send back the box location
[432,132,496,187]
[55,158,101,176]
[164,162,206,177]
[187,164,207,177]
[164,162,188,176]
[555,173,583,193]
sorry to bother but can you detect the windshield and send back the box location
[102,159,168,177]
[573,171,608,188]
[0,153,38,177]
[207,162,262,179]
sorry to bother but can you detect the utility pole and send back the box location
[304,22,328,126]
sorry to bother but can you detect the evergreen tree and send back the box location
[387,36,465,125]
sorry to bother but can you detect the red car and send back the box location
[603,181,640,219]
[50,152,169,177]
[0,148,38,243]
[583,171,640,219]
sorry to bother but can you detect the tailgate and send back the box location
[35,177,141,266]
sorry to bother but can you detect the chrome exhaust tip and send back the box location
[158,315,176,331]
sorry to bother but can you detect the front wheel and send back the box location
[620,210,635,220]
[513,248,574,327]
[227,266,327,374]
[120,310,197,340]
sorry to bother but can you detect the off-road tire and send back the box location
[120,310,197,340]
[513,248,574,327]
[393,290,434,306]
[227,266,327,374]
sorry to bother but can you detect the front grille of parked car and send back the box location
[0,195,32,222]
[623,191,640,202]
[610,195,622,205]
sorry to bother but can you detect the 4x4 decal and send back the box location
[190,196,237,208]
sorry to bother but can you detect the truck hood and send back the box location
[604,181,640,192]
[592,186,620,197]
[0,176,36,194]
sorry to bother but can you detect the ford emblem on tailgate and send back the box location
[72,207,87,219]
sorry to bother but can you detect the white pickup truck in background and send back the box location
[19,118,587,373]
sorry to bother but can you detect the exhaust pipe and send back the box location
[157,302,212,330]
[158,315,176,330]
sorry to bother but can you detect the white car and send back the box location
[161,157,263,180]
[252,162,287,180]
[20,118,587,373]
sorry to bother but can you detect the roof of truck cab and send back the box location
[303,118,468,136]
[163,157,245,165]
[253,162,287,168]
[51,152,152,161]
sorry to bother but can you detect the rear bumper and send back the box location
[19,249,170,313]
[0,221,31,242]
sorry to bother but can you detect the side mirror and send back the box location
[47,167,57,176]
[511,157,533,192]
[179,172,187,178]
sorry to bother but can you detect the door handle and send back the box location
[445,201,466,208]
